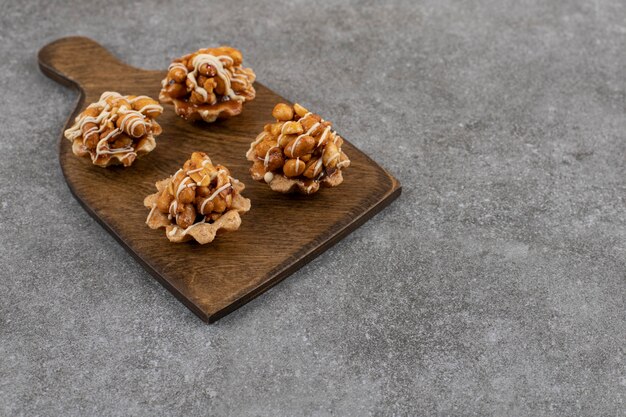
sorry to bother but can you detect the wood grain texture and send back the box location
[38,36,401,323]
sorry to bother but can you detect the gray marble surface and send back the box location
[1,0,625,415]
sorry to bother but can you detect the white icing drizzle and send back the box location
[95,128,127,155]
[168,199,178,220]
[263,147,273,167]
[188,53,246,103]
[247,131,267,159]
[64,91,162,162]
[290,121,319,154]
[313,158,324,176]
[168,218,207,237]
[326,152,341,166]
[199,198,211,215]
[262,118,320,168]
[146,203,158,224]
[317,125,332,147]
[168,62,187,72]
[176,177,192,199]
[209,183,232,202]
[250,110,347,184]
[199,182,232,214]
[136,104,163,114]
[173,168,183,179]
[186,159,212,175]
[118,110,147,137]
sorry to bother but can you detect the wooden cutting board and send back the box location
[38,36,401,323]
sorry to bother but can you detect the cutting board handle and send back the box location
[38,36,149,95]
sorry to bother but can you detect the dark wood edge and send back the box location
[38,39,212,322]
[38,37,403,324]
[207,178,401,323]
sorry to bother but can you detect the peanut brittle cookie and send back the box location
[144,152,251,244]
[246,103,350,194]
[159,46,256,123]
[64,92,163,167]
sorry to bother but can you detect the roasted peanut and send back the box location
[185,78,196,92]
[203,77,217,92]
[255,137,277,159]
[323,142,340,168]
[176,204,196,229]
[285,135,315,158]
[132,97,162,118]
[195,196,214,215]
[189,90,205,104]
[265,147,285,172]
[165,81,187,98]
[195,165,216,186]
[230,76,246,91]
[212,194,227,213]
[168,65,187,83]
[227,49,243,67]
[198,63,217,77]
[191,152,210,165]
[117,113,146,138]
[196,186,211,197]
[272,103,294,121]
[300,114,322,132]
[314,125,333,147]
[215,76,227,96]
[215,168,231,189]
[183,159,195,172]
[84,132,99,150]
[283,158,306,177]
[177,182,196,204]
[83,106,100,118]
[303,158,324,179]
[171,170,186,192]
[270,122,284,137]
[157,190,173,213]
[150,120,162,136]
[213,46,243,66]
[281,121,304,135]
[293,103,309,117]
[81,122,98,138]
[99,127,115,141]
[278,133,296,147]
[111,134,132,149]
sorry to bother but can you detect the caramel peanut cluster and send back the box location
[159,47,256,123]
[64,92,163,167]
[144,152,251,244]
[246,103,350,194]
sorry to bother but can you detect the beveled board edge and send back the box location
[38,36,402,323]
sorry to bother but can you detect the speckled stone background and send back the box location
[1,0,625,415]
